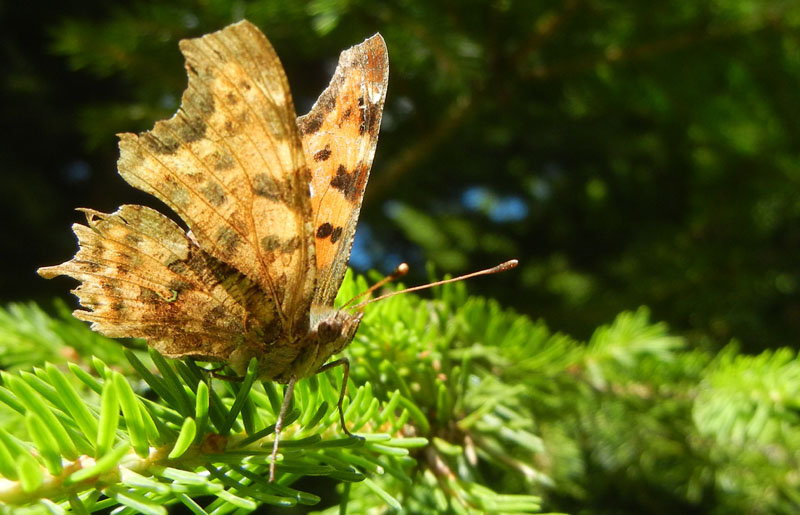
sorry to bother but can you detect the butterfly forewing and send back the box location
[116,20,316,331]
[298,34,389,309]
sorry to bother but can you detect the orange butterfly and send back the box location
[40,20,384,383]
[39,20,386,478]
[39,20,516,481]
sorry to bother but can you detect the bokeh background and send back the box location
[4,3,800,381]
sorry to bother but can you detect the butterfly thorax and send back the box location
[231,307,362,383]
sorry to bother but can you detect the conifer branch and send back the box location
[4,273,800,512]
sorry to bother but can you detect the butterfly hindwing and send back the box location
[297,34,389,309]
[37,205,274,361]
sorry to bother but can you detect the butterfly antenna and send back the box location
[340,262,410,309]
[349,259,518,312]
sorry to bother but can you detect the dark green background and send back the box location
[4,1,800,353]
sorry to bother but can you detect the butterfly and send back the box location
[38,20,517,481]
[38,20,388,479]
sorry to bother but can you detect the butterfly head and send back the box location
[265,307,363,381]
[312,307,365,356]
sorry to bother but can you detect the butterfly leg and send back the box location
[316,358,357,438]
[200,362,244,382]
[269,375,297,482]
[210,370,244,382]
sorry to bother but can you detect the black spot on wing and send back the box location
[299,110,324,135]
[316,222,343,243]
[316,222,333,239]
[314,146,332,162]
[330,165,358,201]
[330,226,343,243]
[298,82,338,135]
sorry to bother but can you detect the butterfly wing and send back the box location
[117,20,315,333]
[297,34,389,309]
[38,205,277,363]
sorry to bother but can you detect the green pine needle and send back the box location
[4,270,800,512]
